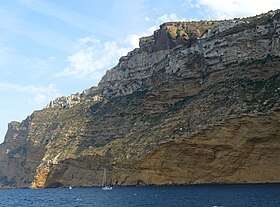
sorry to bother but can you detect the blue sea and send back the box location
[0,184,279,207]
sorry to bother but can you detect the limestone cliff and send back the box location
[0,10,280,188]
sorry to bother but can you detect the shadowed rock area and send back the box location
[0,10,280,188]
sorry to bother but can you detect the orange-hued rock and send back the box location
[32,164,51,188]
[113,112,280,185]
[0,10,280,188]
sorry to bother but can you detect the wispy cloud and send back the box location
[158,13,187,23]
[57,11,191,81]
[190,0,280,19]
[0,8,19,30]
[56,38,130,80]
[19,0,109,36]
[0,82,60,104]
[125,13,187,48]
[19,22,74,51]
[0,52,60,81]
[0,6,73,51]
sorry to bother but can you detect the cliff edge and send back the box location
[0,10,280,188]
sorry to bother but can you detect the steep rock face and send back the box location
[0,10,280,188]
[97,21,222,97]
[113,112,280,185]
[97,12,280,100]
[0,117,44,188]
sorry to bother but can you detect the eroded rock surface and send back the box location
[0,10,280,188]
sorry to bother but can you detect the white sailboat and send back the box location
[102,168,112,190]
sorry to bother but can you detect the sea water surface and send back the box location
[0,184,279,207]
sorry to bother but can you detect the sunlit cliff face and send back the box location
[1,10,280,188]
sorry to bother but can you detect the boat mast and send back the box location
[102,168,107,187]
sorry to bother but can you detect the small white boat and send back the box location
[102,168,113,190]
[69,186,72,189]
[102,186,113,190]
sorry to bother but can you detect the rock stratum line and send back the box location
[0,10,280,188]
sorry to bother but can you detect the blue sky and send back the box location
[0,0,280,142]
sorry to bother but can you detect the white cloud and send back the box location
[158,13,186,23]
[56,11,190,82]
[144,17,151,22]
[125,34,141,48]
[56,38,131,80]
[34,93,47,103]
[125,24,159,48]
[124,13,187,49]
[0,83,60,104]
[192,0,280,19]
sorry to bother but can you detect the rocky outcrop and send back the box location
[0,10,280,188]
[113,112,280,185]
[97,10,280,99]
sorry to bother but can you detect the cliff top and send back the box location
[45,9,280,109]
